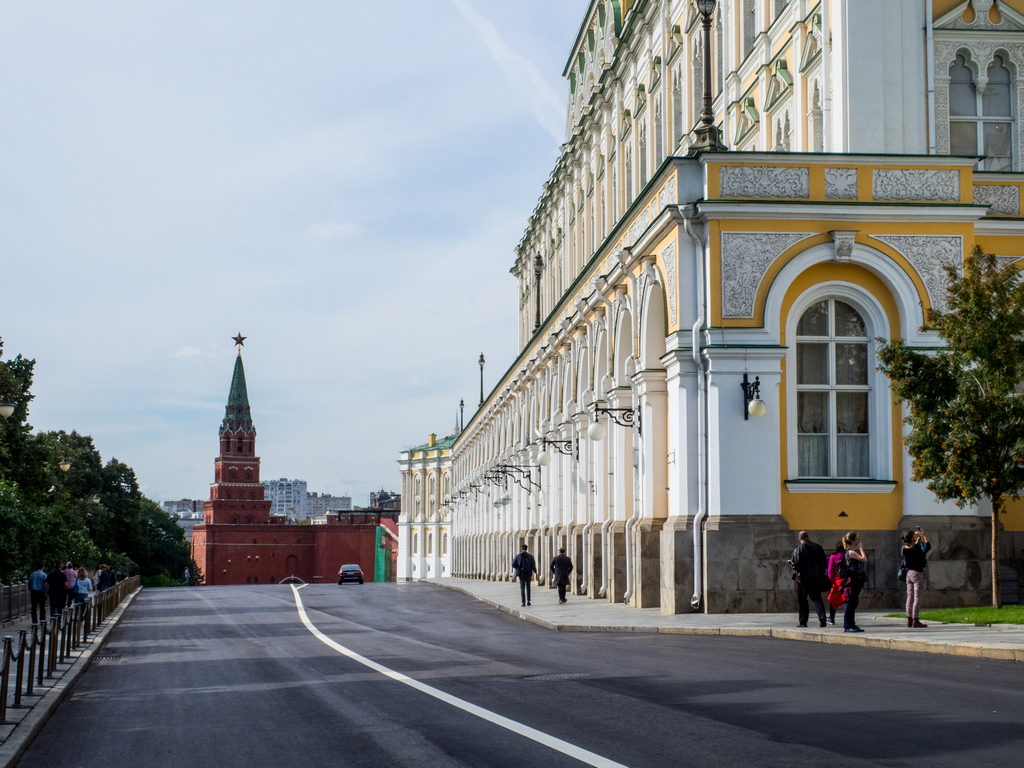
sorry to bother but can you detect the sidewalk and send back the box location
[426,577,1024,662]
[0,588,141,768]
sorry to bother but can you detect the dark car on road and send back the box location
[338,564,364,584]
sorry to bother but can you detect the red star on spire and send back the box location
[232,333,246,348]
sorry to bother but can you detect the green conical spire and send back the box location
[220,352,255,434]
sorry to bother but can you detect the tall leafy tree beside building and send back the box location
[0,339,197,585]
[877,247,1024,608]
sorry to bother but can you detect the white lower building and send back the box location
[398,433,455,580]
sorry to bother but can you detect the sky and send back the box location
[0,0,590,504]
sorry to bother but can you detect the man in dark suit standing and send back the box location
[511,544,538,607]
[550,547,574,604]
[792,530,828,627]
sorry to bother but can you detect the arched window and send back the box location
[654,97,663,166]
[638,122,648,188]
[624,144,633,203]
[673,68,683,147]
[796,299,870,478]
[743,0,757,60]
[949,53,1014,171]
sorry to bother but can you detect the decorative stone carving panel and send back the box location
[721,232,814,318]
[874,235,963,314]
[830,230,858,263]
[872,169,960,201]
[974,184,1020,215]
[661,241,677,325]
[720,166,810,198]
[628,204,652,246]
[659,177,677,210]
[825,168,858,199]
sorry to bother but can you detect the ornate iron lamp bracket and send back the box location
[592,404,642,436]
[740,373,760,421]
[541,437,579,461]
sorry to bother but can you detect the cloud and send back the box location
[173,347,206,358]
[450,0,565,144]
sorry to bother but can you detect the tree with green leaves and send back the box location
[877,247,1024,608]
[1,338,199,586]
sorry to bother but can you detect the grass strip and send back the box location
[883,606,1024,625]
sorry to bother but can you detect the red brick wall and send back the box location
[192,523,380,585]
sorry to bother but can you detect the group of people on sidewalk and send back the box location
[511,545,574,607]
[792,528,932,633]
[26,562,119,625]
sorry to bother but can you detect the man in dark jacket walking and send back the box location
[550,547,574,604]
[792,530,828,627]
[511,544,538,607]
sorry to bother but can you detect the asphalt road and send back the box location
[15,582,1024,768]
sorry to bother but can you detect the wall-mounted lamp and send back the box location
[741,374,766,419]
[536,437,578,466]
[588,404,641,441]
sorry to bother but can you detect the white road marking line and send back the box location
[290,585,627,768]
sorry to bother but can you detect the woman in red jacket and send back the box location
[826,541,846,625]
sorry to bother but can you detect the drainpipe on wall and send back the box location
[822,0,832,152]
[926,0,936,154]
[621,368,643,605]
[683,210,709,612]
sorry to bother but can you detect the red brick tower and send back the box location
[202,349,271,525]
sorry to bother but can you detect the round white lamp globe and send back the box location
[748,398,767,418]
[587,420,608,441]
[537,449,551,467]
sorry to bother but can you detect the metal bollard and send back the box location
[13,630,25,708]
[1,636,11,723]
[27,623,37,696]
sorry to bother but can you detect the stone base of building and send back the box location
[700,514,1002,613]
[659,516,695,614]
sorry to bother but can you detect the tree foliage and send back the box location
[0,339,197,585]
[877,247,1024,607]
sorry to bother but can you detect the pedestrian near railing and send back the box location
[0,575,139,723]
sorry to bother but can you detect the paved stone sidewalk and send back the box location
[0,588,141,768]
[426,577,1024,662]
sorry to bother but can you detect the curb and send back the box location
[432,581,1024,662]
[0,587,142,768]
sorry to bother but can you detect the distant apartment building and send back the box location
[263,478,307,519]
[162,499,204,519]
[306,492,352,516]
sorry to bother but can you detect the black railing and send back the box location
[0,576,140,723]
[0,582,29,625]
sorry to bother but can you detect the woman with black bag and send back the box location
[902,527,931,628]
[843,531,867,633]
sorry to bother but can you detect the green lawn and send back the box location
[884,606,1024,625]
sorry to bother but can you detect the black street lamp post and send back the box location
[688,0,727,154]
[478,353,485,406]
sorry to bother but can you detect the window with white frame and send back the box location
[949,53,1014,171]
[796,299,871,478]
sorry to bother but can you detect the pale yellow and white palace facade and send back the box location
[397,433,455,581]
[418,1,1024,612]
